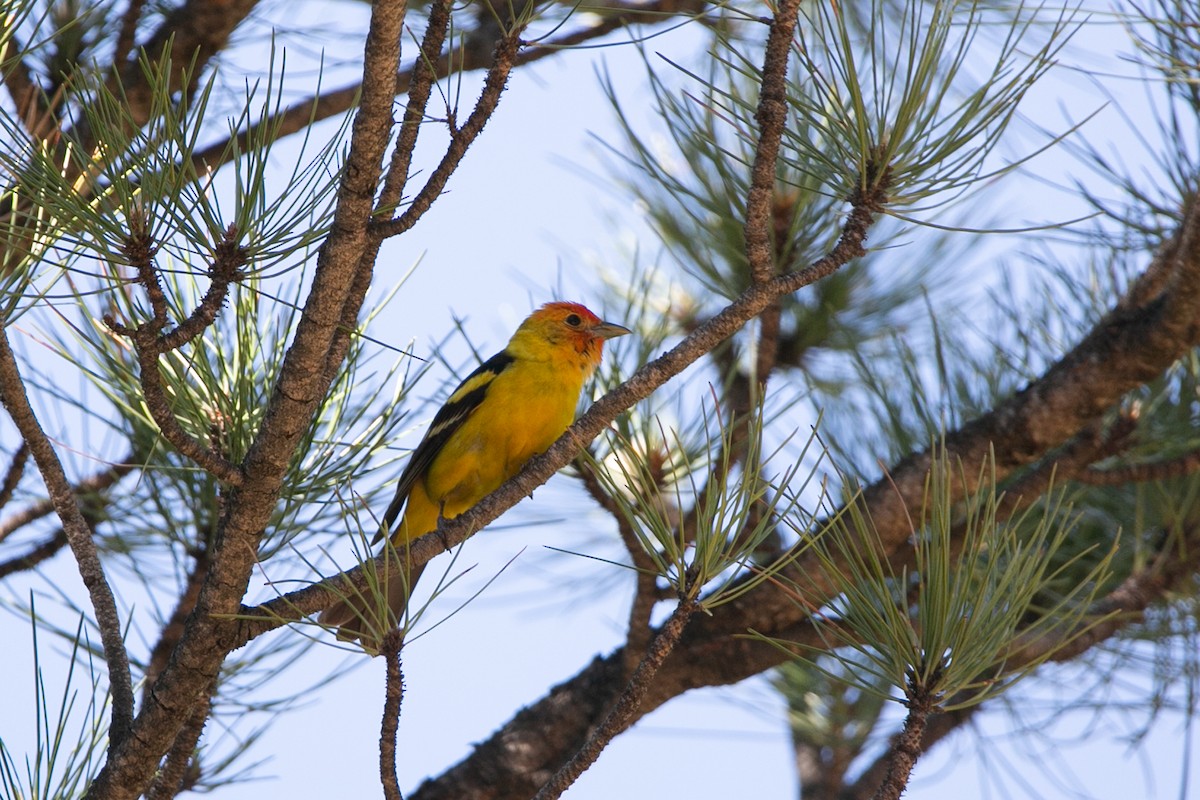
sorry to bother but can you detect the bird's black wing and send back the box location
[376,349,517,539]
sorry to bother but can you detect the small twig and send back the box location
[117,336,244,485]
[157,227,247,353]
[0,326,135,748]
[575,454,662,671]
[0,442,29,512]
[377,0,451,214]
[871,676,938,800]
[0,451,136,544]
[0,528,67,578]
[122,216,170,330]
[143,548,211,702]
[532,597,699,800]
[104,224,246,486]
[380,630,407,800]
[374,26,530,239]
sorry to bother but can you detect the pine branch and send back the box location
[870,674,938,800]
[0,528,66,578]
[102,223,245,486]
[0,328,135,750]
[145,690,211,800]
[372,26,532,239]
[82,1,415,797]
[380,631,406,800]
[142,549,211,701]
[377,0,456,216]
[0,442,28,513]
[840,705,978,800]
[575,456,661,675]
[532,598,698,800]
[0,452,135,545]
[189,0,710,177]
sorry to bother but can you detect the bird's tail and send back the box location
[318,557,426,652]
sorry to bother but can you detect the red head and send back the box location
[508,301,631,375]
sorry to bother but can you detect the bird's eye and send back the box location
[565,313,582,327]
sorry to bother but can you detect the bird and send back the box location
[320,301,631,649]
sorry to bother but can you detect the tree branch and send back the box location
[372,26,531,239]
[377,0,455,216]
[82,0,415,796]
[0,528,66,578]
[533,598,698,800]
[0,442,28,513]
[0,452,136,545]
[142,549,211,700]
[575,456,661,674]
[380,631,406,800]
[0,328,135,750]
[841,705,978,800]
[189,0,710,177]
[103,224,245,486]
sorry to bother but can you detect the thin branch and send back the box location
[0,451,136,544]
[142,548,211,701]
[380,630,406,800]
[0,327,135,749]
[189,0,710,177]
[842,704,978,800]
[120,334,245,482]
[576,456,661,674]
[83,0,413,796]
[0,442,29,512]
[157,228,248,353]
[870,675,938,800]
[377,0,455,215]
[0,528,67,578]
[532,597,698,800]
[373,26,530,238]
[103,223,246,486]
[145,690,212,800]
[742,0,805,285]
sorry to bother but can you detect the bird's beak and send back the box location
[592,320,632,340]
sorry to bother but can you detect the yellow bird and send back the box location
[320,301,630,647]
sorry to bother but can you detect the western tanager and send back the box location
[320,301,630,646]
